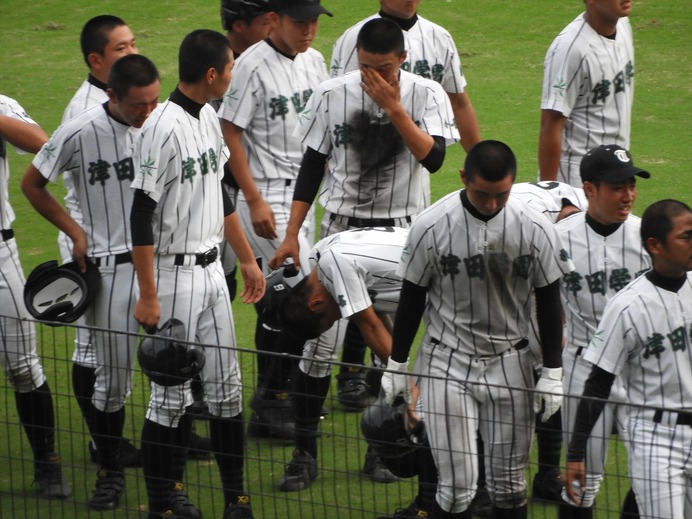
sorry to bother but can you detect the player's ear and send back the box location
[205,67,217,85]
[460,169,468,186]
[645,236,663,257]
[106,88,117,103]
[398,50,407,67]
[87,52,104,71]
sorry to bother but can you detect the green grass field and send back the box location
[0,0,690,518]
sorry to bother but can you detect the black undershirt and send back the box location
[379,10,418,31]
[87,74,108,91]
[585,213,623,237]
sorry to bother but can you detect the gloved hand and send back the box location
[380,357,410,406]
[534,366,563,422]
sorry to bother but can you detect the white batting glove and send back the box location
[534,367,563,422]
[380,357,410,406]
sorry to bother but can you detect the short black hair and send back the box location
[277,275,323,340]
[640,199,691,256]
[80,15,128,67]
[108,55,159,99]
[356,18,405,56]
[463,140,517,182]
[178,29,233,83]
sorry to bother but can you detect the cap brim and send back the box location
[600,167,651,183]
[281,5,333,20]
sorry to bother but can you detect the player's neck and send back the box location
[379,10,418,31]
[170,86,205,119]
[585,213,623,237]
[584,11,618,39]
[646,269,687,293]
[176,83,210,108]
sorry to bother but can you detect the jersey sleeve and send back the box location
[0,95,39,155]
[419,80,459,145]
[396,216,434,287]
[317,248,372,318]
[293,82,332,155]
[529,213,575,287]
[437,29,467,94]
[330,25,360,78]
[132,114,177,203]
[31,121,80,182]
[217,61,260,129]
[582,296,633,376]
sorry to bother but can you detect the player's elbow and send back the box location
[420,135,446,173]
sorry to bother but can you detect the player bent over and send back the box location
[382,140,574,518]
[130,30,265,519]
[22,55,160,511]
[1,95,72,500]
[565,199,692,519]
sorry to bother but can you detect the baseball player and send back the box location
[556,145,650,519]
[0,95,72,500]
[58,15,140,466]
[511,181,587,224]
[381,140,574,518]
[217,0,330,439]
[328,0,481,417]
[539,1,635,186]
[130,29,264,519]
[565,199,692,519]
[22,55,161,511]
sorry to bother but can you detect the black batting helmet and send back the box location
[253,263,299,329]
[23,259,101,324]
[137,319,205,387]
[221,0,275,30]
[361,396,427,460]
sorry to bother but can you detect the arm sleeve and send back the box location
[419,135,446,173]
[566,364,616,461]
[222,184,235,216]
[390,280,427,363]
[130,189,157,246]
[293,147,328,203]
[534,280,563,368]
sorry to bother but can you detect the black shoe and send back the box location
[336,369,370,411]
[88,438,141,467]
[362,451,399,483]
[164,481,202,518]
[377,500,430,518]
[250,394,296,440]
[187,431,213,460]
[532,468,564,504]
[223,495,254,519]
[278,449,318,492]
[88,469,125,510]
[471,485,492,518]
[34,453,72,500]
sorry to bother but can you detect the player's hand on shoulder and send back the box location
[238,260,265,304]
[134,295,160,330]
[269,235,300,271]
[381,357,410,406]
[248,198,277,240]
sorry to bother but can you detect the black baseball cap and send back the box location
[580,145,650,184]
[278,0,333,20]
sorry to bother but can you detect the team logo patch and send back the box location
[614,149,630,163]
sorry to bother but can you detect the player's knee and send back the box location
[491,489,527,509]
[6,363,45,393]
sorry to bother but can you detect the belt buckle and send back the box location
[202,248,216,266]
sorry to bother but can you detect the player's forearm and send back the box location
[132,245,157,299]
[386,105,434,162]
[285,200,311,238]
[390,280,427,362]
[355,309,392,364]
[449,92,481,153]
[21,167,83,243]
[538,109,567,181]
[0,115,47,153]
[224,212,255,265]
[222,120,262,203]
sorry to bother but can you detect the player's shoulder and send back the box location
[401,69,447,95]
[300,47,327,66]
[0,94,23,115]
[413,14,455,40]
[622,213,642,230]
[317,71,359,94]
[549,12,593,52]
[412,190,462,228]
[555,210,586,232]
[234,40,274,70]
[335,14,377,43]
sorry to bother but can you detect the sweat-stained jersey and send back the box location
[398,191,574,356]
[310,226,408,318]
[132,93,228,255]
[294,70,458,220]
[541,14,634,187]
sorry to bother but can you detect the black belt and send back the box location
[330,213,411,228]
[576,346,584,357]
[1,229,14,241]
[653,409,692,427]
[174,248,218,268]
[93,252,132,267]
[429,338,529,351]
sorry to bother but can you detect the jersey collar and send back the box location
[460,190,503,223]
[379,10,419,32]
[645,270,687,293]
[169,87,205,119]
[87,74,108,92]
[585,213,623,237]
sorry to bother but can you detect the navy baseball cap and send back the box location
[278,0,332,20]
[580,145,650,184]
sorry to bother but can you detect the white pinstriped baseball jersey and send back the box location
[0,95,37,230]
[397,191,574,356]
[32,104,138,257]
[218,40,327,180]
[330,13,467,96]
[557,213,651,351]
[295,70,458,219]
[541,14,634,187]
[132,95,228,255]
[510,181,587,223]
[583,272,692,412]
[310,226,407,317]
